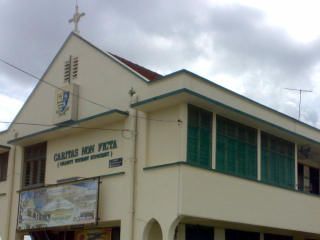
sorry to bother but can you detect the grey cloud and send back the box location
[204,5,320,80]
[0,73,34,100]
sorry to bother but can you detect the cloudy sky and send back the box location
[1,0,320,131]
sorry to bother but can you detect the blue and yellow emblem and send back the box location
[56,90,70,115]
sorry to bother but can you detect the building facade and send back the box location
[1,33,320,240]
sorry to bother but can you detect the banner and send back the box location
[75,228,112,240]
[17,178,99,230]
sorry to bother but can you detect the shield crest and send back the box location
[57,91,70,115]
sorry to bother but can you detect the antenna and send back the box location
[284,88,312,120]
[68,0,85,34]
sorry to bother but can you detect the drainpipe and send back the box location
[129,88,138,240]
[5,145,16,240]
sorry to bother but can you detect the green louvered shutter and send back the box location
[216,116,257,179]
[261,132,295,188]
[187,105,212,168]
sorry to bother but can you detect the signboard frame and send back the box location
[17,177,100,231]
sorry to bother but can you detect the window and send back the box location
[261,132,295,188]
[187,105,212,168]
[186,225,214,240]
[310,167,319,194]
[225,229,259,240]
[264,233,292,240]
[216,116,257,179]
[298,163,319,195]
[0,152,8,181]
[23,142,47,188]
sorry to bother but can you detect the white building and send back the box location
[1,33,320,240]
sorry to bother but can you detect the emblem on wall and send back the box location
[53,84,79,124]
[56,90,70,115]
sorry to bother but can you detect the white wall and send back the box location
[180,164,320,234]
[147,104,187,166]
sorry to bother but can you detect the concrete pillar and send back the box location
[212,113,217,169]
[257,129,261,181]
[9,146,23,240]
[179,104,188,162]
[260,232,264,240]
[164,217,184,240]
[295,143,298,190]
[215,228,225,240]
[293,234,304,240]
[2,148,14,240]
[177,224,185,240]
[120,217,132,240]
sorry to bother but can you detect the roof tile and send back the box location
[110,53,162,81]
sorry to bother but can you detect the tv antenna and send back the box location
[68,0,85,34]
[284,88,312,120]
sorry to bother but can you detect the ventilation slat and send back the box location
[64,56,79,82]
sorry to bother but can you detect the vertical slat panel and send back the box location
[216,116,257,179]
[187,105,212,168]
[261,132,295,188]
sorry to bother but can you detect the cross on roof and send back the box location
[68,4,85,34]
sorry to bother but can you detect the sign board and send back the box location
[53,139,119,168]
[17,178,99,230]
[75,228,112,240]
[109,158,123,168]
[53,83,79,124]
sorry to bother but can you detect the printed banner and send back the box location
[75,228,112,240]
[17,179,99,230]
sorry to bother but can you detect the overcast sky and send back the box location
[1,0,320,131]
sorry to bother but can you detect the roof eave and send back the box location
[8,109,128,146]
[131,88,320,146]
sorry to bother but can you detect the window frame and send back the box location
[22,142,47,188]
[0,152,9,182]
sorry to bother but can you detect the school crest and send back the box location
[53,84,79,124]
[56,90,70,115]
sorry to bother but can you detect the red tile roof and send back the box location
[110,53,162,81]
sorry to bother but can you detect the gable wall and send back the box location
[6,35,149,142]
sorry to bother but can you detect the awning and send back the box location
[8,109,128,146]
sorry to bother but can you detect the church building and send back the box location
[1,32,320,240]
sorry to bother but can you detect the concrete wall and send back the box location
[46,121,125,183]
[134,166,180,240]
[0,185,8,240]
[179,164,320,234]
[46,120,129,224]
[147,104,187,166]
